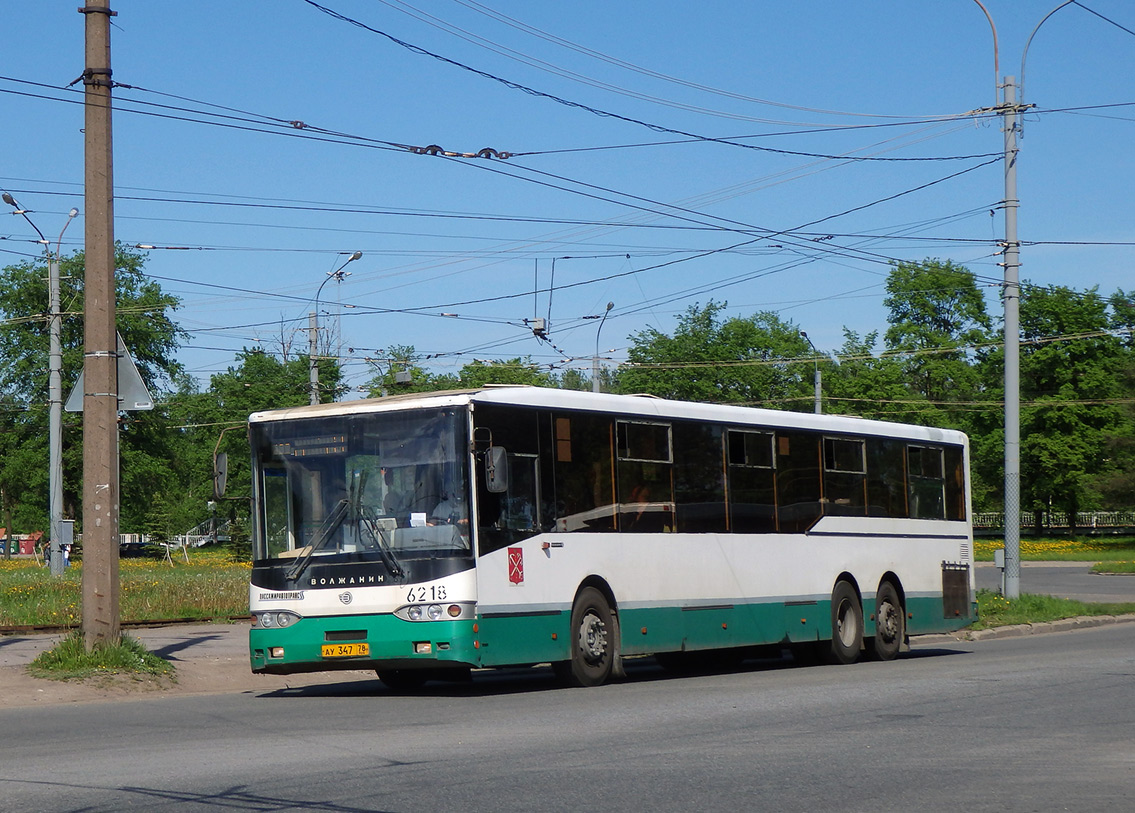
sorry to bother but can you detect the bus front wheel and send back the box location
[828,581,863,665]
[559,587,616,687]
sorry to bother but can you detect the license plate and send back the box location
[321,642,370,658]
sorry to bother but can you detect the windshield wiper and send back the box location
[286,498,349,583]
[347,468,404,578]
[357,504,405,578]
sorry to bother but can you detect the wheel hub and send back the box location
[878,602,899,642]
[837,600,858,647]
[579,612,608,663]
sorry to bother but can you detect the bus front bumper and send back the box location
[250,615,480,675]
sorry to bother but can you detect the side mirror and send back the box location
[213,452,229,499]
[485,446,509,493]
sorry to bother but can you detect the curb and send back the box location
[915,613,1135,645]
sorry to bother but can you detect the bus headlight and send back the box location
[394,602,475,621]
[253,610,302,629]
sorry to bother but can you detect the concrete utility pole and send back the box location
[80,3,120,650]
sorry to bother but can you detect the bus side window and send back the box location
[727,429,776,533]
[777,432,822,533]
[908,445,946,519]
[616,421,674,533]
[551,412,616,532]
[822,436,867,517]
[500,454,539,531]
[867,438,907,518]
[674,422,727,533]
[944,445,966,521]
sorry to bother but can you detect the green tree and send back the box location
[883,259,992,423]
[617,301,812,407]
[1016,286,1128,527]
[824,329,917,420]
[1087,290,1135,507]
[457,357,555,388]
[362,345,451,397]
[557,367,593,392]
[0,245,185,535]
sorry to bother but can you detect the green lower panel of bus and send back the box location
[477,593,973,663]
[475,612,569,667]
[250,615,480,675]
[617,594,972,655]
[619,600,825,655]
[250,594,975,675]
[904,595,977,637]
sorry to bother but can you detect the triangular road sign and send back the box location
[64,332,154,412]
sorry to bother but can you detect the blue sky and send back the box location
[2,1,1133,397]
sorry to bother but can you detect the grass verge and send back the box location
[973,536,1135,562]
[1091,560,1135,574]
[27,631,175,683]
[0,547,249,627]
[973,588,1135,630]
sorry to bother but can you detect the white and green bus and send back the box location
[248,387,976,688]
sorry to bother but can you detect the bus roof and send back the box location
[248,386,967,446]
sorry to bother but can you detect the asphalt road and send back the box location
[2,623,1134,812]
[974,561,1135,603]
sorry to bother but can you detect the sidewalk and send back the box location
[0,622,377,708]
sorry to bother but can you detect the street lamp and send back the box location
[800,331,821,414]
[310,251,362,405]
[3,194,79,575]
[972,0,1073,599]
[593,302,614,393]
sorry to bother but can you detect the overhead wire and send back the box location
[380,0,981,128]
[446,0,997,123]
[4,49,1112,361]
[299,2,997,162]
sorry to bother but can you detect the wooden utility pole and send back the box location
[81,3,120,650]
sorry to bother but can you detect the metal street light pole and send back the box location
[48,210,79,576]
[3,194,78,576]
[973,0,1072,600]
[309,251,361,405]
[592,302,614,393]
[800,331,821,414]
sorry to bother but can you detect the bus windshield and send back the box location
[251,407,470,564]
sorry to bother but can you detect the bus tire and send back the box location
[377,669,428,691]
[562,587,616,687]
[828,581,863,665]
[871,582,904,661]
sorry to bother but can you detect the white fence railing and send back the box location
[119,519,231,549]
[973,511,1135,529]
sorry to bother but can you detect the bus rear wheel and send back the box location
[559,587,616,687]
[871,582,904,661]
[828,581,863,665]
